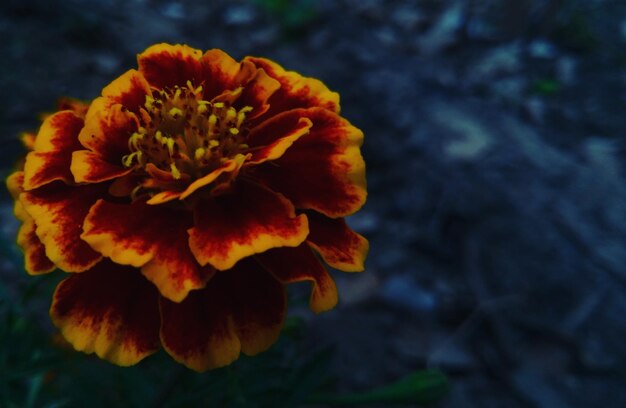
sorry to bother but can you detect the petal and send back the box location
[78,98,137,162]
[101,69,152,113]
[50,260,161,366]
[232,68,280,119]
[20,132,36,151]
[257,245,338,313]
[160,274,241,372]
[109,173,142,197]
[6,171,23,200]
[71,150,132,183]
[23,111,84,190]
[250,107,366,217]
[17,217,55,275]
[188,181,309,271]
[81,199,213,302]
[306,211,368,272]
[56,97,90,118]
[138,43,203,90]
[21,182,104,272]
[160,257,286,371]
[229,258,286,355]
[245,57,340,118]
[200,49,256,100]
[175,158,242,201]
[245,112,313,166]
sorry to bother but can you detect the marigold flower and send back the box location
[7,43,367,371]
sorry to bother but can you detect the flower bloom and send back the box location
[7,44,367,371]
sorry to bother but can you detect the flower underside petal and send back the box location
[257,245,338,313]
[50,260,161,366]
[306,211,369,272]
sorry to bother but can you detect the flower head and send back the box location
[7,44,367,371]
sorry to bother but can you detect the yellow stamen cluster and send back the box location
[122,81,253,180]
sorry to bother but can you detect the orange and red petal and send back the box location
[201,49,256,100]
[160,275,241,372]
[101,69,152,113]
[138,43,203,90]
[78,98,138,162]
[160,258,286,371]
[177,158,242,201]
[71,150,132,183]
[245,57,340,118]
[257,245,338,313]
[306,211,368,272]
[232,68,280,119]
[250,107,366,218]
[17,218,55,275]
[6,171,23,201]
[50,260,161,366]
[228,258,286,355]
[245,112,313,166]
[21,182,104,272]
[22,111,85,190]
[188,181,309,271]
[56,97,90,118]
[81,199,212,302]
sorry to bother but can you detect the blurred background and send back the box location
[1,0,626,406]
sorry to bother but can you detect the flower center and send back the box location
[122,81,252,180]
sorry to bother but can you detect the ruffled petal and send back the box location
[8,172,55,274]
[200,49,256,100]
[229,258,286,355]
[78,97,138,162]
[50,260,160,366]
[232,68,280,119]
[244,57,340,118]
[160,257,286,371]
[306,211,368,272]
[250,107,366,217]
[81,199,213,302]
[101,69,152,113]
[245,112,312,166]
[176,158,242,201]
[188,181,309,271]
[17,217,55,275]
[21,182,104,272]
[257,245,338,313]
[6,171,23,201]
[160,274,241,372]
[138,43,203,90]
[71,150,132,183]
[23,111,84,190]
[56,97,90,118]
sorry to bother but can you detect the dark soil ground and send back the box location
[2,0,626,407]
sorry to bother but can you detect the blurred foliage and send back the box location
[251,0,317,35]
[531,79,561,96]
